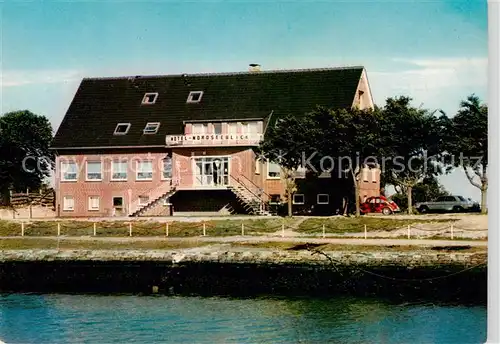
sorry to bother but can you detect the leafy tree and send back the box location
[0,110,54,205]
[260,106,385,217]
[442,95,488,213]
[380,97,444,214]
[391,177,449,211]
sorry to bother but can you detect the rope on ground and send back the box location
[306,246,486,283]
[60,224,95,231]
[129,222,167,231]
[410,224,454,231]
[452,226,488,232]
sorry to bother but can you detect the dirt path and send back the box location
[1,236,487,247]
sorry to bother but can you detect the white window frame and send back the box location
[241,121,258,134]
[255,159,261,174]
[63,196,74,211]
[192,123,208,134]
[213,122,222,135]
[111,161,128,181]
[293,194,305,205]
[61,161,78,182]
[162,157,173,180]
[362,168,369,182]
[142,92,158,105]
[267,161,281,179]
[227,122,238,134]
[138,195,150,206]
[136,160,153,181]
[317,194,330,205]
[295,166,306,179]
[187,91,204,103]
[86,161,102,181]
[88,196,100,211]
[114,123,131,135]
[143,122,160,134]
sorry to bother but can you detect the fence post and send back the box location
[203,222,206,236]
[322,224,325,238]
[21,222,24,237]
[451,224,454,240]
[407,224,411,239]
[93,223,97,236]
[57,223,61,237]
[364,225,367,239]
[166,222,169,237]
[129,222,132,237]
[241,223,245,236]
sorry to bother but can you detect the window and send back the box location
[371,169,378,183]
[362,168,369,182]
[138,196,150,206]
[61,161,78,181]
[143,122,160,134]
[88,196,100,211]
[114,123,131,135]
[294,166,306,179]
[255,159,261,174]
[267,161,281,179]
[293,194,305,205]
[63,196,74,211]
[142,92,158,104]
[317,194,329,204]
[269,194,281,204]
[192,123,208,134]
[241,122,259,134]
[187,91,203,103]
[136,161,153,180]
[86,161,102,181]
[111,161,128,181]
[227,122,238,134]
[163,157,172,179]
[113,197,124,207]
[213,123,222,135]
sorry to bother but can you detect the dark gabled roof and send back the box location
[51,66,364,149]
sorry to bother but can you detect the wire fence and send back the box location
[0,220,488,240]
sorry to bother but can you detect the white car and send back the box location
[415,195,480,213]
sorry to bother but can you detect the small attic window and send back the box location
[143,122,160,134]
[187,91,203,103]
[142,92,158,105]
[114,123,131,135]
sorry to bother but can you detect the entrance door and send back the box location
[194,157,229,187]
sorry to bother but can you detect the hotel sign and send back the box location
[165,133,263,147]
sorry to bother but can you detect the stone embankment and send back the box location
[0,245,486,267]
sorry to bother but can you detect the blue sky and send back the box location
[0,0,488,200]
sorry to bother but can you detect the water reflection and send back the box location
[0,293,487,344]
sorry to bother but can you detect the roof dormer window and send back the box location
[187,91,203,103]
[113,123,131,135]
[143,122,160,134]
[142,92,158,105]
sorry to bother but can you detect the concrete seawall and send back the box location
[0,248,487,303]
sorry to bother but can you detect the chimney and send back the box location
[249,64,261,73]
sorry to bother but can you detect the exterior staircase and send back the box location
[228,176,271,216]
[130,187,177,217]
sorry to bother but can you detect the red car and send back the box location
[360,196,400,215]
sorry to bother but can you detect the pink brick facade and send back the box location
[55,152,173,217]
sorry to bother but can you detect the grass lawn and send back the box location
[297,217,457,234]
[0,218,291,237]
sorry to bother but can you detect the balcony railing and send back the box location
[165,133,263,147]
